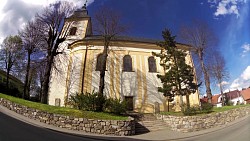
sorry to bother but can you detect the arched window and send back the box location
[96,54,104,71]
[69,27,77,35]
[148,56,157,72]
[123,55,132,72]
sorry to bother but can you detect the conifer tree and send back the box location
[153,29,197,109]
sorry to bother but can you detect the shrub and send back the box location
[201,102,213,113]
[103,98,126,115]
[70,91,105,111]
[182,105,200,116]
[182,103,213,116]
[70,92,126,115]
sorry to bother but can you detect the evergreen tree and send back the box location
[153,29,197,109]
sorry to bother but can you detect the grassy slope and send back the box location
[0,93,128,120]
[160,104,250,116]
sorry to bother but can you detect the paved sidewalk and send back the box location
[0,104,249,141]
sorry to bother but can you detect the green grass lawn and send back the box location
[213,104,250,113]
[0,93,128,120]
[160,104,250,116]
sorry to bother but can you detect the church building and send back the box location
[48,6,200,113]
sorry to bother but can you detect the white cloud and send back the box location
[241,66,250,80]
[217,81,229,87]
[230,78,240,89]
[242,43,250,53]
[222,81,229,85]
[230,66,250,90]
[208,0,247,17]
[241,43,250,57]
[0,0,95,44]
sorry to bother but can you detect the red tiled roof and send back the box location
[200,94,221,105]
[200,97,208,103]
[224,90,240,100]
[241,88,250,100]
[212,94,221,105]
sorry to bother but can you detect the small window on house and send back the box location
[96,54,104,71]
[123,55,132,72]
[69,27,77,35]
[148,56,157,72]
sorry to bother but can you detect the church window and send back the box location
[69,27,77,35]
[123,55,132,72]
[148,56,157,72]
[96,54,104,71]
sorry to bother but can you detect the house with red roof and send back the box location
[240,88,250,104]
[224,90,244,105]
[200,94,223,107]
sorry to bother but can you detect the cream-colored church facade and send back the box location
[48,6,200,113]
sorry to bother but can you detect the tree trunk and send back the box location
[167,99,170,112]
[23,52,31,99]
[198,49,212,103]
[39,79,44,102]
[98,43,108,95]
[186,94,190,108]
[6,68,10,90]
[41,55,54,104]
[219,83,224,106]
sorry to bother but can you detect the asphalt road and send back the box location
[0,112,142,141]
[177,115,250,141]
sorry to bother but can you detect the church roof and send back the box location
[84,35,160,44]
[77,35,192,50]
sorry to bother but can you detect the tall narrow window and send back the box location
[148,56,157,72]
[123,55,132,72]
[69,27,77,35]
[96,54,104,71]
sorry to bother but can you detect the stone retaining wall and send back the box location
[0,98,135,136]
[156,106,250,132]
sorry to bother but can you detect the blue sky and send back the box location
[0,0,249,95]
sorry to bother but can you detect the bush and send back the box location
[0,83,22,98]
[70,92,126,115]
[201,102,213,113]
[182,105,200,116]
[182,103,213,116]
[103,98,126,115]
[69,91,105,111]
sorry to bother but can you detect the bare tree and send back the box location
[209,51,229,106]
[93,7,127,99]
[0,35,24,89]
[34,1,74,104]
[180,21,217,103]
[19,21,43,99]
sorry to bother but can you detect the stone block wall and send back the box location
[0,98,135,136]
[156,106,250,132]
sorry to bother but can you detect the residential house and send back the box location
[240,88,250,104]
[200,94,223,107]
[224,90,244,105]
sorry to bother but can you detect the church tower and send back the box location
[61,4,92,42]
